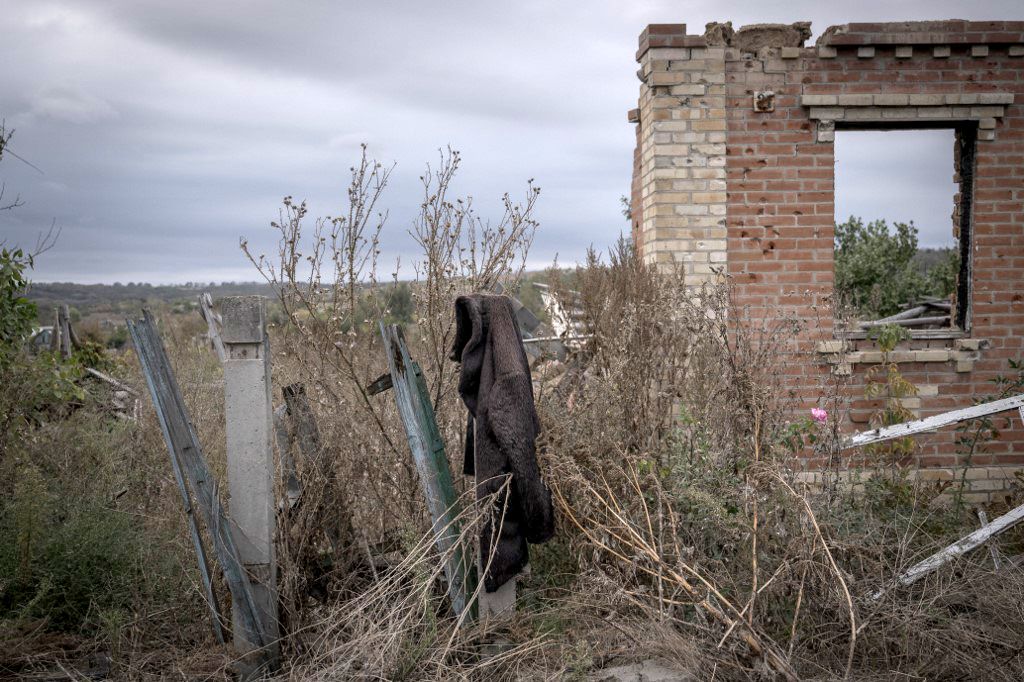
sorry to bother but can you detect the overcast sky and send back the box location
[0,0,1019,284]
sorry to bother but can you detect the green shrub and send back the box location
[0,469,156,631]
[834,217,957,319]
[0,248,37,369]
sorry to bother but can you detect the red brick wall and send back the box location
[632,21,1024,492]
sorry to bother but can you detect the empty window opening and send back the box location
[833,127,974,337]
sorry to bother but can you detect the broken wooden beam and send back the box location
[57,304,72,359]
[283,383,322,470]
[378,322,475,619]
[128,310,268,654]
[858,315,950,329]
[977,510,1002,570]
[873,501,1024,598]
[862,305,929,325]
[365,372,393,396]
[273,404,302,510]
[843,394,1024,450]
[199,292,227,362]
[85,367,138,396]
[280,382,352,553]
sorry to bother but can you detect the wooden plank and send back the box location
[281,382,352,552]
[58,305,72,359]
[861,305,929,325]
[379,323,474,618]
[85,367,138,396]
[127,311,269,656]
[199,292,227,362]
[129,321,225,644]
[283,383,322,470]
[273,404,302,510]
[843,394,1024,450]
[365,372,393,396]
[874,502,1024,598]
[858,315,950,329]
[67,316,82,350]
[977,510,1001,570]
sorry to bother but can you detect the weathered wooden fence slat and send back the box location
[273,404,303,510]
[976,509,1002,570]
[199,292,227,362]
[873,501,1024,599]
[129,318,225,644]
[379,323,475,618]
[127,310,269,652]
[57,304,72,359]
[279,381,353,553]
[283,383,323,472]
[842,393,1024,450]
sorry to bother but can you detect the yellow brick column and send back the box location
[636,26,728,286]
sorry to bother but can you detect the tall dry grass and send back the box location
[6,145,1023,681]
[243,148,1024,680]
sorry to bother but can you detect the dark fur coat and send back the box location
[451,294,554,592]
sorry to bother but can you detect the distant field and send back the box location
[27,281,276,323]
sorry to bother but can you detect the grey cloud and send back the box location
[28,85,119,124]
[0,0,1020,283]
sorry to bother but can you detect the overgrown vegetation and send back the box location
[2,146,1023,680]
[834,216,958,319]
[1,129,205,677]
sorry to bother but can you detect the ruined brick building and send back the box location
[628,21,1024,500]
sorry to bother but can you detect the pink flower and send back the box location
[811,408,828,424]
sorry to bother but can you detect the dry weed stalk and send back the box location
[240,144,541,662]
[288,483,551,681]
[551,459,798,681]
[753,464,857,678]
[407,147,538,426]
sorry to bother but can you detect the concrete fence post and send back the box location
[221,296,279,670]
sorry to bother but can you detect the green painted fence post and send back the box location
[379,323,477,619]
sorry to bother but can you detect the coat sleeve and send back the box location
[485,374,554,544]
